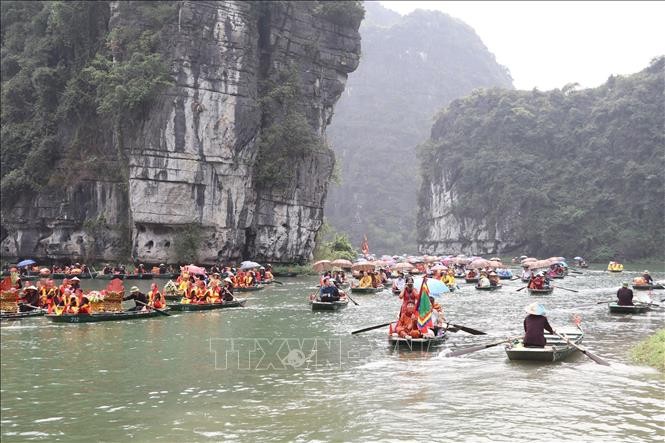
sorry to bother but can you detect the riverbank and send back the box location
[631,329,665,372]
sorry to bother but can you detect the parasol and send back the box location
[331,259,353,269]
[411,277,450,297]
[17,259,36,268]
[239,261,261,271]
[393,262,415,272]
[352,262,376,272]
[312,260,332,272]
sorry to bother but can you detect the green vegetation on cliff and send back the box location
[1,1,175,207]
[419,57,664,260]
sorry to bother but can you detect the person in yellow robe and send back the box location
[358,271,372,288]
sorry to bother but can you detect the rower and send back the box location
[319,278,340,302]
[221,278,235,302]
[616,282,634,306]
[19,284,40,312]
[523,303,554,348]
[123,286,148,311]
[642,270,654,285]
[488,271,500,287]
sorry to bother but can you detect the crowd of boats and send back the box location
[1,254,662,365]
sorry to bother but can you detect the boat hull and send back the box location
[465,278,479,284]
[475,285,502,291]
[351,287,383,294]
[167,299,246,311]
[46,310,166,323]
[388,333,447,351]
[608,303,651,314]
[527,288,554,296]
[310,299,349,311]
[1,309,46,321]
[235,286,264,292]
[505,330,583,362]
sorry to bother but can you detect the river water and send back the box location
[1,269,663,442]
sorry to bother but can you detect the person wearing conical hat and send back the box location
[19,284,40,312]
[523,303,554,348]
[616,282,634,306]
[123,286,148,311]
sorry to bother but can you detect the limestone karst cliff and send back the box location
[1,1,362,264]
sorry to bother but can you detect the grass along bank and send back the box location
[631,329,665,372]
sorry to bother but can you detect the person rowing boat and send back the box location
[616,282,634,306]
[523,303,554,347]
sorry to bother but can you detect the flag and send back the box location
[361,235,369,256]
[416,279,433,331]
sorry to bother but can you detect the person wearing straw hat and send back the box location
[616,282,634,306]
[221,278,235,302]
[19,284,40,311]
[523,303,554,348]
[123,286,148,311]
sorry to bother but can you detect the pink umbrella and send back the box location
[185,264,207,275]
[468,258,490,269]
[394,262,415,271]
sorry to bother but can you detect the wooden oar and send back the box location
[444,337,518,357]
[344,291,359,306]
[516,286,527,292]
[595,299,615,304]
[351,321,395,335]
[554,285,579,293]
[135,300,171,316]
[553,330,609,366]
[272,280,284,285]
[446,322,487,335]
[18,303,43,311]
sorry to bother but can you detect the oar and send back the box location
[135,300,171,316]
[595,300,614,304]
[272,280,284,285]
[88,266,95,279]
[446,322,487,335]
[18,302,43,311]
[344,291,359,306]
[554,285,579,293]
[516,286,527,292]
[569,270,584,274]
[553,330,609,366]
[443,336,518,357]
[351,321,395,335]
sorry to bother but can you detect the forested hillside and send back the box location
[325,2,512,254]
[418,57,664,260]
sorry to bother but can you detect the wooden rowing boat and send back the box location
[608,302,651,314]
[1,309,46,321]
[310,298,349,311]
[351,286,383,294]
[607,269,623,273]
[527,287,554,296]
[652,283,664,290]
[124,273,154,280]
[632,284,653,291]
[96,273,125,280]
[46,309,167,323]
[167,299,246,311]
[388,331,448,351]
[273,271,298,277]
[153,273,180,279]
[475,285,502,291]
[465,277,479,283]
[505,329,584,362]
[235,285,264,292]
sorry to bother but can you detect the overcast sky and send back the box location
[379,1,665,90]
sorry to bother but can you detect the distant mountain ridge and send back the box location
[325,2,513,254]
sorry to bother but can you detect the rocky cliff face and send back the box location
[0,1,361,264]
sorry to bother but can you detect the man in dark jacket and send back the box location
[616,282,634,306]
[523,302,554,347]
[123,286,148,311]
[319,278,340,302]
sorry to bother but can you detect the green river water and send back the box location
[1,269,664,442]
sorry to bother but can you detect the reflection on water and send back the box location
[2,270,664,441]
